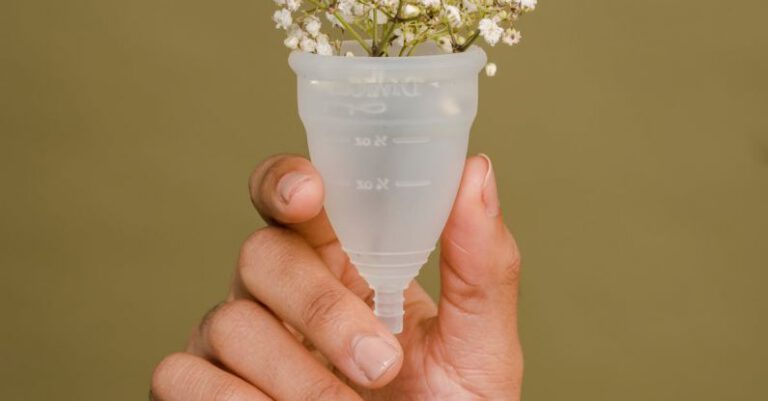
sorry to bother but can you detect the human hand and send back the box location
[151,154,523,401]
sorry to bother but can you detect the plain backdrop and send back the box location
[1,0,767,400]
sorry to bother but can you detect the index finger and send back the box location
[249,154,337,248]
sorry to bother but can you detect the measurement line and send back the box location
[392,136,430,145]
[395,180,432,188]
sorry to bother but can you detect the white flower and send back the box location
[485,62,497,77]
[437,36,453,52]
[400,4,421,19]
[444,5,461,27]
[337,0,356,17]
[283,24,303,49]
[369,9,389,25]
[315,34,334,55]
[478,18,503,46]
[285,0,302,12]
[272,0,537,57]
[462,0,478,12]
[284,36,300,49]
[300,36,316,52]
[393,28,415,46]
[325,12,341,27]
[420,0,440,9]
[272,9,293,30]
[502,28,522,45]
[304,16,321,37]
[345,51,355,57]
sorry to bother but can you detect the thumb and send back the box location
[437,154,522,341]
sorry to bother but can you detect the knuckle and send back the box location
[239,227,294,266]
[303,377,348,401]
[242,226,292,255]
[204,300,259,355]
[301,286,348,331]
[151,353,196,398]
[499,229,522,285]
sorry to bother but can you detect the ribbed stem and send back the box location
[373,289,406,334]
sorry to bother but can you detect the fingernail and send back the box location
[478,153,500,217]
[352,336,399,382]
[277,172,311,204]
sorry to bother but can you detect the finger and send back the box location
[236,227,404,388]
[189,300,364,401]
[437,154,523,339]
[150,353,272,401]
[249,154,336,247]
[246,155,430,320]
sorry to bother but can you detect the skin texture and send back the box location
[150,154,523,401]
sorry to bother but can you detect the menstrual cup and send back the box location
[289,42,487,333]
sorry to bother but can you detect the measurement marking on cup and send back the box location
[354,135,388,147]
[354,178,431,191]
[392,136,430,145]
[356,178,390,191]
[395,180,432,188]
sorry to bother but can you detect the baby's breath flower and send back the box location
[272,0,537,59]
[337,0,362,19]
[517,0,537,10]
[284,35,300,49]
[299,36,316,52]
[283,24,303,49]
[462,0,478,12]
[444,5,462,27]
[285,0,302,12]
[273,9,293,30]
[369,9,389,25]
[502,28,521,45]
[304,15,322,37]
[420,0,440,9]
[485,62,497,77]
[478,18,503,46]
[325,12,342,27]
[393,27,415,47]
[316,34,334,55]
[401,4,421,19]
[437,36,453,52]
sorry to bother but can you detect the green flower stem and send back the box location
[372,10,378,54]
[375,0,404,57]
[457,29,481,52]
[336,13,373,55]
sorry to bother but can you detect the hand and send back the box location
[150,154,523,401]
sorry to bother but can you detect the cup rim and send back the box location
[289,41,487,76]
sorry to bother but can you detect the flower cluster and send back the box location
[272,0,536,60]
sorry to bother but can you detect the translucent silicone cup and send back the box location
[289,42,486,333]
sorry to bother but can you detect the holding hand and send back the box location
[151,154,523,401]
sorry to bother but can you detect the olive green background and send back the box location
[1,0,767,400]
